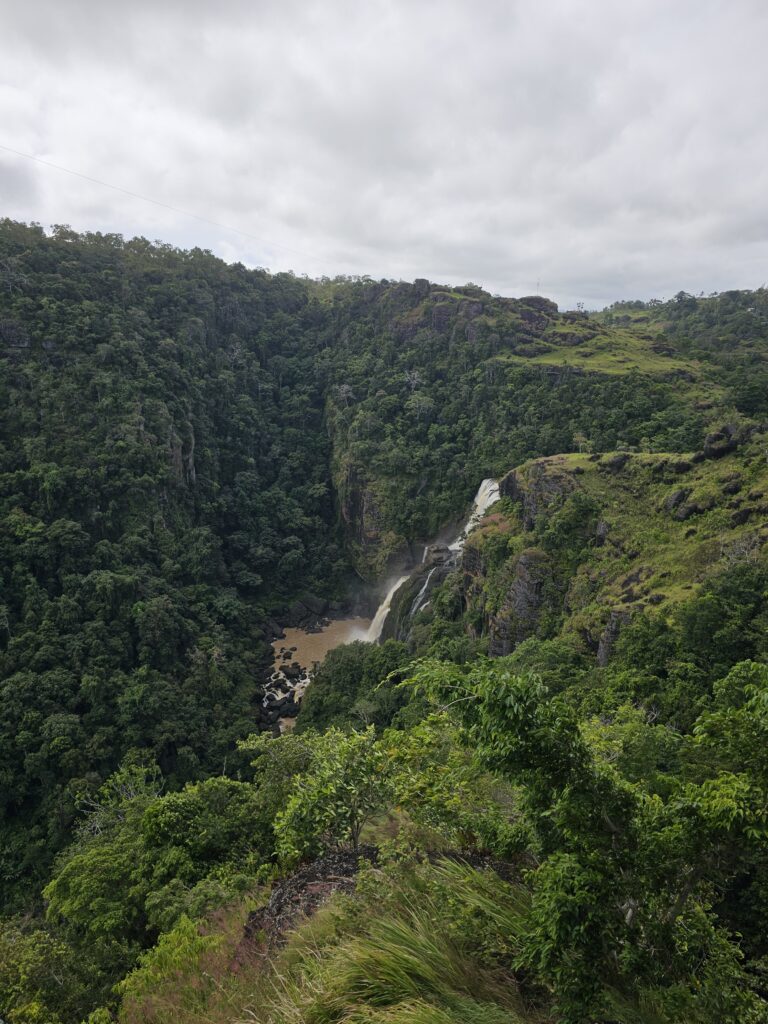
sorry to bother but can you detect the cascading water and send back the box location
[365,477,500,643]
[365,574,411,642]
[448,478,500,552]
[409,566,436,617]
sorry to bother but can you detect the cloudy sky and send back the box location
[1,0,767,308]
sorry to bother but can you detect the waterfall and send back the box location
[365,574,410,642]
[366,477,499,645]
[410,566,436,618]
[449,477,500,552]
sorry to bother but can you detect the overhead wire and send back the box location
[0,141,319,263]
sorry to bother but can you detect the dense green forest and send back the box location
[2,220,768,1023]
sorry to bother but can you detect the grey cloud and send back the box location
[1,0,767,307]
[0,158,40,206]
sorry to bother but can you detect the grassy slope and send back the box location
[117,859,545,1024]
[465,433,768,642]
[471,300,707,377]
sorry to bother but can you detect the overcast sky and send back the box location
[1,0,767,308]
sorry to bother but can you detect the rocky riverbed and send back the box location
[266,616,371,731]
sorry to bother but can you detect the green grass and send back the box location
[498,325,702,377]
[116,860,544,1024]
[467,435,768,641]
[114,854,696,1024]
[257,860,535,1024]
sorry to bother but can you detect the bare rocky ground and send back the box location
[232,843,523,974]
[235,845,379,967]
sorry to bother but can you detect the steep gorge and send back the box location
[2,220,767,904]
[4,224,768,1024]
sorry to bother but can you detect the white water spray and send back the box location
[410,566,436,618]
[366,478,500,644]
[365,574,410,642]
[448,478,500,552]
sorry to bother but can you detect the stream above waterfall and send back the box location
[267,478,500,729]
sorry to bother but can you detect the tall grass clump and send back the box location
[247,859,543,1024]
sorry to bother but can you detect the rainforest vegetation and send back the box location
[2,219,768,1023]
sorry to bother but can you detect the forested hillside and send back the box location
[2,220,768,1024]
[0,220,348,902]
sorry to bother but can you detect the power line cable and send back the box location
[0,141,318,263]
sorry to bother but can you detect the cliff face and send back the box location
[462,457,579,656]
[499,461,576,530]
[324,285,563,576]
[458,435,768,664]
[338,466,386,564]
[488,548,553,656]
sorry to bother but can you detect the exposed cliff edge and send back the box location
[452,431,768,664]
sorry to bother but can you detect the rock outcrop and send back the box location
[240,846,378,958]
[500,459,575,530]
[489,548,552,656]
[597,610,631,666]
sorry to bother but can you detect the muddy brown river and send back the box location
[271,617,371,674]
